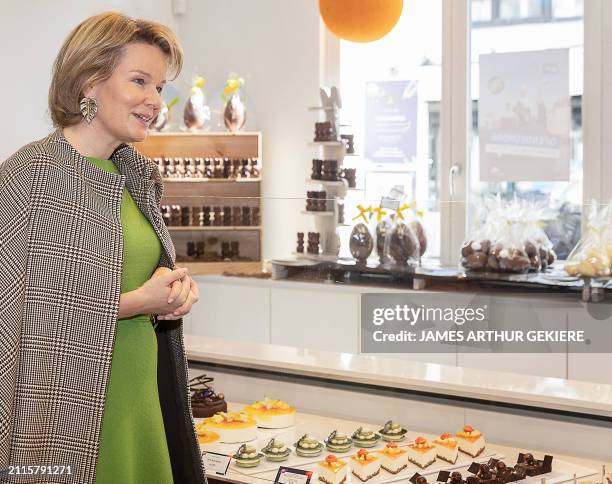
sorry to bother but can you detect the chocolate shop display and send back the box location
[161,205,259,227]
[154,156,260,180]
[180,238,251,262]
[306,191,328,212]
[304,85,355,257]
[314,121,337,142]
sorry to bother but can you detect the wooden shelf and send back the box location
[134,131,261,158]
[177,261,262,276]
[138,132,263,266]
[168,226,261,232]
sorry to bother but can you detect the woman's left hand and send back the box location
[153,266,200,320]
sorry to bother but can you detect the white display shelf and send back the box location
[300,210,335,217]
[197,402,605,484]
[305,178,348,187]
[307,141,345,147]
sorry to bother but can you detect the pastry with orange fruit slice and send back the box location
[203,411,257,443]
[456,425,485,457]
[350,449,380,482]
[317,454,348,484]
[434,432,458,464]
[244,397,296,429]
[377,442,408,474]
[407,437,437,469]
[195,421,221,453]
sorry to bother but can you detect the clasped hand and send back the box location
[139,266,199,320]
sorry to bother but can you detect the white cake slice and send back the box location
[317,455,348,484]
[406,437,437,469]
[456,426,486,458]
[377,442,408,474]
[433,433,459,464]
[350,449,381,482]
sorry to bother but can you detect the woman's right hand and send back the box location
[136,268,190,315]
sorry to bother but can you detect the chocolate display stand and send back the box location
[188,374,227,418]
[303,85,351,257]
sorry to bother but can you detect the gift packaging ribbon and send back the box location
[395,202,424,220]
[352,204,372,223]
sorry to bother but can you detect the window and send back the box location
[468,0,583,258]
[339,0,443,258]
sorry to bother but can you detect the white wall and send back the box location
[1,0,322,260]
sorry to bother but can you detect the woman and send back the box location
[0,12,206,484]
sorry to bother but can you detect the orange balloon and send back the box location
[319,0,403,43]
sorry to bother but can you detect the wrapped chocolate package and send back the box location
[390,222,420,265]
[565,202,611,278]
[349,223,374,263]
[461,198,556,274]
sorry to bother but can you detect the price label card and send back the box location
[274,467,313,484]
[202,451,231,476]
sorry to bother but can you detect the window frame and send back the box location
[472,0,583,28]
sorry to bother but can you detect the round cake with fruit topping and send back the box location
[233,444,263,468]
[244,398,296,429]
[295,434,324,457]
[325,430,353,453]
[203,411,257,443]
[379,420,407,442]
[351,427,381,448]
[262,437,291,462]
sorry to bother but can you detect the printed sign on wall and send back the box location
[479,48,570,182]
[365,80,418,164]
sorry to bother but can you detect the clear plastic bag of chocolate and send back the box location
[385,206,421,268]
[460,197,555,274]
[394,202,427,261]
[565,202,611,278]
[349,204,374,265]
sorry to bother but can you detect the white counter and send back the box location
[185,336,612,419]
[187,276,612,385]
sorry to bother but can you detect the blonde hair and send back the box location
[49,11,183,127]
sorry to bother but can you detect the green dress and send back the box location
[87,157,174,484]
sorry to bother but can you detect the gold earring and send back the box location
[80,97,98,124]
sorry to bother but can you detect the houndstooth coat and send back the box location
[0,129,206,484]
